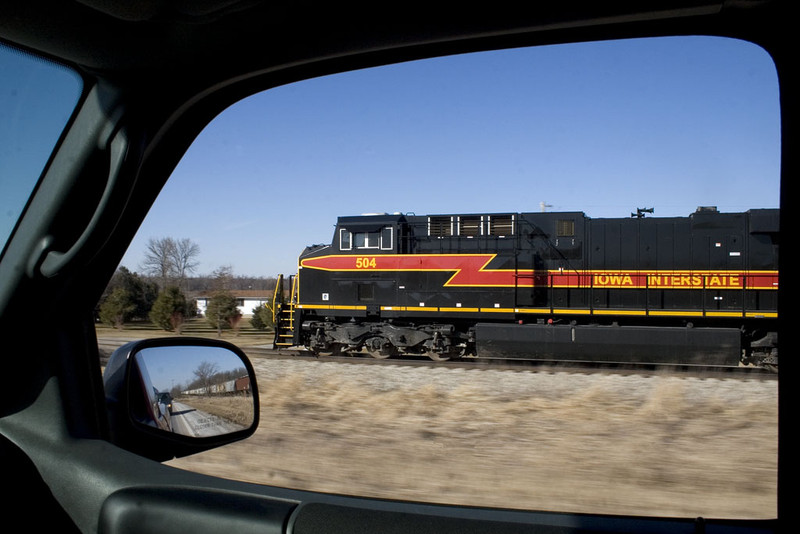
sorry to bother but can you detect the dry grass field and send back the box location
[166,357,778,519]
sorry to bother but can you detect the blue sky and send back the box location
[119,35,780,278]
[0,47,83,248]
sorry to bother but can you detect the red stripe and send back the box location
[300,255,778,289]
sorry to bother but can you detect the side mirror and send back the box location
[103,338,259,461]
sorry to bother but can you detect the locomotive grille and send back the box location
[428,216,453,237]
[557,219,575,237]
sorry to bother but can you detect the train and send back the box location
[183,376,251,396]
[273,207,779,368]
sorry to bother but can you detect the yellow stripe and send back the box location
[301,302,777,319]
[647,310,705,317]
[552,308,594,315]
[296,304,367,311]
[591,309,646,316]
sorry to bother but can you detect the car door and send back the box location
[0,2,795,533]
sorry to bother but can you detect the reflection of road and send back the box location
[169,401,245,438]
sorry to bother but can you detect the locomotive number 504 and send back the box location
[356,257,377,269]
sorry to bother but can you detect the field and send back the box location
[163,356,778,519]
[95,317,275,345]
[97,321,777,519]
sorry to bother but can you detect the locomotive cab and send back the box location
[334,213,405,254]
[296,213,408,321]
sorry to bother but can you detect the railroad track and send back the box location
[97,337,776,379]
[242,345,777,379]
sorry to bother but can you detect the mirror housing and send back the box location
[103,337,259,462]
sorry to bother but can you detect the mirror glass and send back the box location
[131,345,255,437]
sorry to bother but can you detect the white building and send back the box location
[194,290,273,317]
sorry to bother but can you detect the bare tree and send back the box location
[140,237,200,289]
[171,238,200,289]
[141,237,174,288]
[192,360,220,394]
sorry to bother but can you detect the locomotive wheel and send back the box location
[366,348,393,359]
[313,343,343,357]
[426,351,450,362]
[363,337,395,359]
[426,345,466,361]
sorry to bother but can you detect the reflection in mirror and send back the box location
[132,346,254,438]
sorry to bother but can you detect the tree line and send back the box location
[97,237,277,333]
[179,361,249,397]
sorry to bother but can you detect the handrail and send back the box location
[271,274,283,324]
[290,272,299,304]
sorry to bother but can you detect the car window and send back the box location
[0,43,82,255]
[101,35,779,519]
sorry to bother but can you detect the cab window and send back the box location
[354,231,380,249]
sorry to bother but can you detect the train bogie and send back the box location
[302,319,468,360]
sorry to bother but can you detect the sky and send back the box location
[0,46,83,248]
[136,345,248,393]
[117,35,780,278]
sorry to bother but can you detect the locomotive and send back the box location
[273,207,779,367]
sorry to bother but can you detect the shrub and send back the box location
[250,303,274,330]
[206,290,241,335]
[149,286,189,332]
[99,288,136,329]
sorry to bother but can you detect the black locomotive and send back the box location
[274,207,778,367]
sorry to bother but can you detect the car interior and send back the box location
[0,1,795,533]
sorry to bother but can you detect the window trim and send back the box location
[380,226,393,250]
[340,228,352,250]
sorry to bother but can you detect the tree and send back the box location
[140,237,200,289]
[141,237,175,289]
[98,266,158,321]
[149,286,190,332]
[205,290,241,336]
[98,288,136,329]
[210,265,234,291]
[250,303,274,330]
[170,238,201,289]
[192,360,220,394]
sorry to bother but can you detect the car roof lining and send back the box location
[3,2,734,77]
